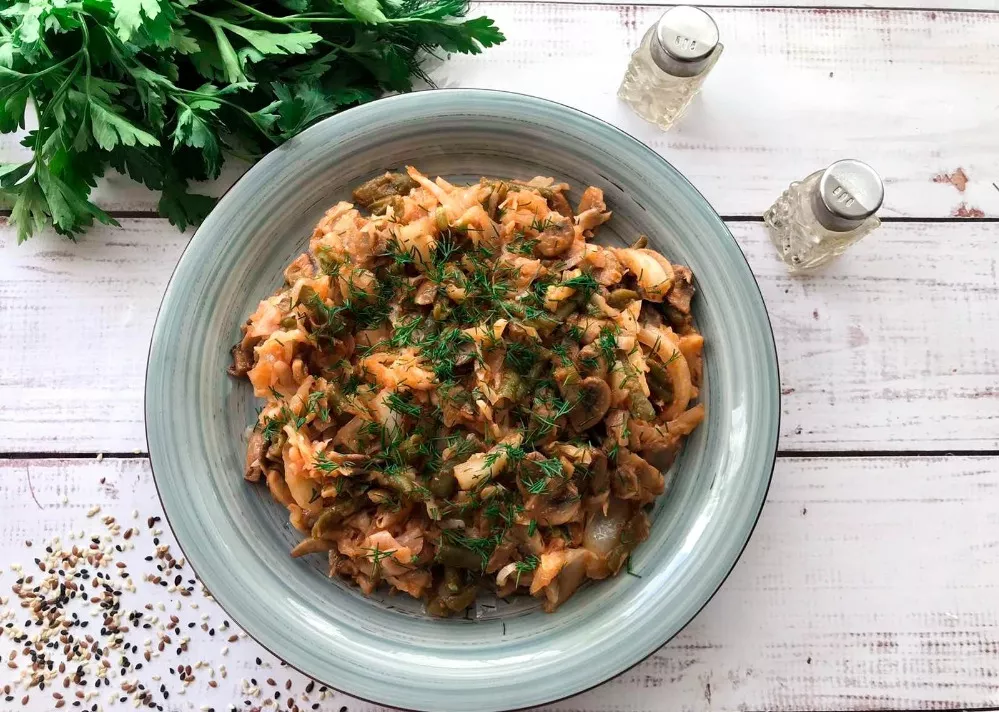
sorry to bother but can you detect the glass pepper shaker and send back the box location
[618,6,723,130]
[763,160,884,273]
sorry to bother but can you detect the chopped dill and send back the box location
[504,341,539,375]
[233,170,706,615]
[386,391,423,418]
[561,271,600,302]
[524,456,563,494]
[390,317,425,348]
[314,451,341,475]
[513,554,540,586]
[597,326,619,363]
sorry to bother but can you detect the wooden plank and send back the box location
[1,455,997,711]
[2,219,997,453]
[2,7,997,219]
[430,5,999,220]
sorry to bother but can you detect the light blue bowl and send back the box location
[146,89,779,712]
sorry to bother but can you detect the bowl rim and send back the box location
[145,87,780,711]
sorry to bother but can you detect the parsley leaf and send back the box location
[1,0,505,243]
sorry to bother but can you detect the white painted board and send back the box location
[2,7,997,219]
[1,456,997,711]
[3,219,997,454]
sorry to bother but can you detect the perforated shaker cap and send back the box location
[651,6,720,78]
[813,159,885,231]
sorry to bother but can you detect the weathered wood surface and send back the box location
[3,2,997,710]
[1,456,997,711]
[2,6,998,219]
[3,219,997,454]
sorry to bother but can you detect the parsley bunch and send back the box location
[0,0,504,242]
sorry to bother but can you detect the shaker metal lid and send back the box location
[655,6,719,63]
[818,159,884,225]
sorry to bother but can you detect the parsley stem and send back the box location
[225,0,467,26]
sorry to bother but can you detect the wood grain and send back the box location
[1,455,997,711]
[3,219,997,453]
[2,6,997,219]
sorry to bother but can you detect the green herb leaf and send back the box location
[112,0,164,40]
[342,0,388,24]
[158,183,216,231]
[222,23,322,56]
[172,103,222,176]
[90,103,161,151]
[3,0,504,243]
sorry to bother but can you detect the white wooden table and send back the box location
[3,2,999,711]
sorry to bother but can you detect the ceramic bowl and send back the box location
[146,89,779,711]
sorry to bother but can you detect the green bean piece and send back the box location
[352,172,417,208]
[397,434,424,464]
[426,597,449,617]
[436,545,484,570]
[293,284,317,308]
[630,234,649,249]
[627,390,657,421]
[647,362,674,403]
[428,466,457,499]
[443,566,462,594]
[311,501,357,539]
[369,195,404,216]
[445,584,478,612]
[606,288,641,309]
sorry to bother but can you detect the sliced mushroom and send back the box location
[283,253,314,284]
[534,218,575,258]
[244,431,266,482]
[546,189,574,218]
[570,377,612,431]
[644,444,677,472]
[668,265,695,314]
[577,342,609,379]
[577,186,606,215]
[290,537,336,558]
[605,288,640,309]
[227,336,257,378]
[617,449,664,501]
[587,450,610,496]
[266,469,294,507]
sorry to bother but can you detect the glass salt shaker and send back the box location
[763,160,884,273]
[618,6,723,130]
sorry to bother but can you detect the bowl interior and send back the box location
[146,89,778,712]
